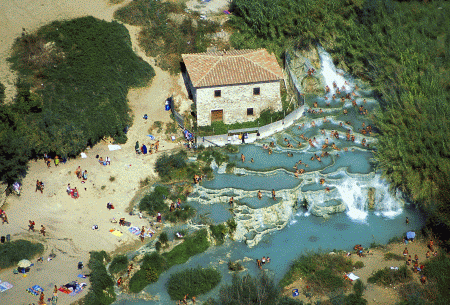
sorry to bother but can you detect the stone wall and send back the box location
[194,81,282,126]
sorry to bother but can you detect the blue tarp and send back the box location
[406,231,415,240]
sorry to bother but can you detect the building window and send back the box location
[253,87,260,95]
[214,90,221,97]
[247,108,254,116]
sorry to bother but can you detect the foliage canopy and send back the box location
[0,16,154,184]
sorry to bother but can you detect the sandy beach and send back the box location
[0,0,185,304]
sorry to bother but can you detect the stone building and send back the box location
[182,49,283,127]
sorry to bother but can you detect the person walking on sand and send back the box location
[140,226,145,242]
[155,140,160,152]
[128,263,133,277]
[67,183,71,195]
[28,220,35,232]
[1,211,8,224]
[40,225,46,236]
[39,291,45,304]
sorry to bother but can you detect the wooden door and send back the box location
[211,109,223,122]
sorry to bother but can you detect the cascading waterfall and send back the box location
[318,45,353,94]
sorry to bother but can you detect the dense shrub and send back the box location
[139,185,170,214]
[205,273,302,305]
[128,252,168,293]
[280,252,353,291]
[163,229,209,267]
[159,232,169,246]
[165,204,196,223]
[226,218,237,234]
[384,252,404,261]
[109,255,128,274]
[423,254,450,303]
[167,266,221,300]
[1,16,154,184]
[114,0,219,73]
[84,251,115,305]
[209,223,227,244]
[129,231,210,293]
[0,240,44,269]
[368,266,412,286]
[353,261,364,269]
[154,150,188,181]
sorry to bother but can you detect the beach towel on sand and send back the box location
[0,282,13,292]
[27,285,44,295]
[347,273,360,281]
[110,230,123,237]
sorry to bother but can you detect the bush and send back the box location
[206,273,285,305]
[0,240,44,269]
[128,252,167,293]
[114,0,219,74]
[159,232,169,246]
[128,269,150,293]
[163,229,209,268]
[353,261,365,269]
[368,266,413,286]
[84,251,115,305]
[209,223,227,243]
[109,255,128,274]
[2,17,154,184]
[228,260,244,271]
[167,266,221,300]
[155,241,162,252]
[225,162,236,174]
[384,252,404,261]
[423,254,450,303]
[226,218,237,233]
[154,151,188,181]
[280,252,353,291]
[139,185,170,214]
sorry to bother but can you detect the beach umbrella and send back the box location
[17,259,32,268]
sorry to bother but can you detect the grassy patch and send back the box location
[226,218,237,234]
[197,108,287,136]
[114,0,221,74]
[205,273,300,305]
[84,251,115,305]
[7,16,154,157]
[163,229,209,267]
[209,223,227,244]
[368,266,413,286]
[384,252,404,261]
[167,266,221,300]
[353,261,365,269]
[129,230,209,293]
[0,240,44,269]
[109,255,128,274]
[279,252,353,292]
[139,184,195,223]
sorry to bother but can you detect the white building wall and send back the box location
[195,81,281,126]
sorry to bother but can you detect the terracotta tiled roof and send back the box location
[182,49,283,88]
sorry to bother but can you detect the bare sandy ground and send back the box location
[0,1,185,304]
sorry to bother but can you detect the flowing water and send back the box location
[113,48,425,304]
